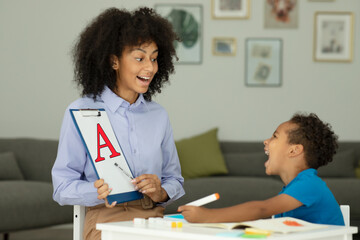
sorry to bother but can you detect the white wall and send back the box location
[1,0,359,141]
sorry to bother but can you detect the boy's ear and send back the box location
[289,144,304,157]
[110,55,119,70]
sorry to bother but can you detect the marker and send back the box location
[114,163,134,180]
[185,193,220,207]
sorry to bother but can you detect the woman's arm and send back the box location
[52,108,101,206]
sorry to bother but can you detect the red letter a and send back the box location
[95,123,120,162]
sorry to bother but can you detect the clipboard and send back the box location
[70,108,143,204]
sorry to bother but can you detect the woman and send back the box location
[52,7,184,240]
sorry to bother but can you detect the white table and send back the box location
[97,220,358,240]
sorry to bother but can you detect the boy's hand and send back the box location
[178,205,212,223]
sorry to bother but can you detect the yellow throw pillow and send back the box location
[175,128,228,179]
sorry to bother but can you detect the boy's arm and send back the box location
[179,194,302,223]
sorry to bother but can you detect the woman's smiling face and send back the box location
[113,41,159,103]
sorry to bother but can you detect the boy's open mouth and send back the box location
[264,150,270,167]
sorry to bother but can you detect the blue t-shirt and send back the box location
[275,169,344,226]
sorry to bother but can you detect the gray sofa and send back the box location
[164,141,360,237]
[0,138,73,239]
[1,138,359,239]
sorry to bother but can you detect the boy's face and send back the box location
[263,121,297,175]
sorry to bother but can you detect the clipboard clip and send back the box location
[79,109,101,117]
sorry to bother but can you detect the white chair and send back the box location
[340,205,352,240]
[270,205,350,225]
[73,205,86,240]
[341,205,350,227]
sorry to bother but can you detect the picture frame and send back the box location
[313,12,354,62]
[212,37,236,56]
[212,0,250,19]
[264,0,298,29]
[309,0,335,2]
[155,4,202,64]
[245,38,282,87]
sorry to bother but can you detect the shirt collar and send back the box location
[284,168,317,189]
[100,86,148,113]
[298,168,317,177]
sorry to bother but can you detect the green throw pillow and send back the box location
[175,128,228,179]
[356,166,360,179]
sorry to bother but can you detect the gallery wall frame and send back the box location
[212,37,236,56]
[155,4,202,64]
[245,38,282,87]
[212,0,250,19]
[313,12,354,62]
[309,0,335,2]
[264,0,298,29]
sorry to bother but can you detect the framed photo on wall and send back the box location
[264,0,298,29]
[245,38,282,87]
[155,4,202,64]
[313,12,354,62]
[212,0,250,19]
[212,37,236,56]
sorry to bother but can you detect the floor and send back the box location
[5,224,72,240]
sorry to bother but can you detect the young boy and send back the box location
[178,113,345,226]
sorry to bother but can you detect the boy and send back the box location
[178,113,344,226]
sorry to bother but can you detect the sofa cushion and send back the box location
[224,152,268,177]
[318,149,356,178]
[324,178,360,219]
[0,152,24,180]
[175,128,228,179]
[0,138,58,182]
[0,181,73,231]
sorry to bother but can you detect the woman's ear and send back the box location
[110,55,119,70]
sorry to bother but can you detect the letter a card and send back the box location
[70,109,143,203]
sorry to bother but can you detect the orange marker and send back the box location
[185,193,220,207]
[283,220,303,227]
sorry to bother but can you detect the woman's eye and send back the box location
[151,58,157,62]
[135,58,143,62]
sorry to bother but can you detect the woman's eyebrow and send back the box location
[132,48,159,54]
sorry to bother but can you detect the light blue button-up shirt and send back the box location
[52,86,184,207]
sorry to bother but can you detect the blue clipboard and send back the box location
[70,108,143,204]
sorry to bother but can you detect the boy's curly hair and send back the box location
[288,113,338,169]
[72,7,179,101]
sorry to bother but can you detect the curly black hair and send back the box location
[72,7,179,101]
[288,113,338,169]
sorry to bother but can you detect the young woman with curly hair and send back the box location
[179,113,344,226]
[51,7,184,240]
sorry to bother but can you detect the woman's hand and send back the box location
[131,174,169,203]
[94,179,116,208]
[177,206,213,223]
